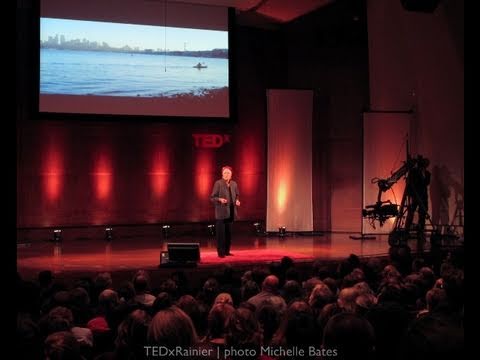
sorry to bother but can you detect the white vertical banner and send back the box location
[266,89,313,232]
[362,112,412,234]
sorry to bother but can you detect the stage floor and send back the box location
[17,229,405,280]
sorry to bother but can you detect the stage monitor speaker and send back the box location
[401,0,441,12]
[160,243,200,267]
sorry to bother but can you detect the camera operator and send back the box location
[404,155,431,232]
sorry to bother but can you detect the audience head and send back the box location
[44,306,74,335]
[426,287,448,312]
[116,309,151,351]
[152,292,173,312]
[283,280,303,304]
[323,313,375,360]
[225,307,262,358]
[262,275,280,293]
[241,280,260,302]
[98,289,119,314]
[148,306,197,347]
[309,283,334,310]
[207,302,235,339]
[214,292,234,306]
[338,287,359,313]
[177,295,207,336]
[44,331,83,360]
[94,272,113,291]
[278,301,318,347]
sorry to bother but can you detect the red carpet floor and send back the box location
[198,249,314,264]
[17,231,399,278]
[17,247,315,275]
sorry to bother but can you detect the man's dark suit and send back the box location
[210,179,239,257]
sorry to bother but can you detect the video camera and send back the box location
[362,201,399,227]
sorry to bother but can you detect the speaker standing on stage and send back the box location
[210,166,240,258]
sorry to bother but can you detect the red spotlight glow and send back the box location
[42,147,63,201]
[150,149,170,197]
[93,153,112,200]
[195,150,213,199]
[273,160,291,215]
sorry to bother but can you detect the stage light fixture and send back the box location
[279,226,286,237]
[253,222,262,235]
[105,227,113,241]
[207,224,215,236]
[162,225,171,238]
[53,229,62,242]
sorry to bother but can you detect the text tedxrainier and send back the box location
[144,345,338,358]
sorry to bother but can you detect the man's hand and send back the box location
[218,198,228,204]
[235,200,241,206]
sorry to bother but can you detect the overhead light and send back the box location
[53,229,62,242]
[253,222,263,235]
[105,227,113,241]
[207,224,215,236]
[162,225,171,238]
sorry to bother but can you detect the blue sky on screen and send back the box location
[41,17,228,51]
